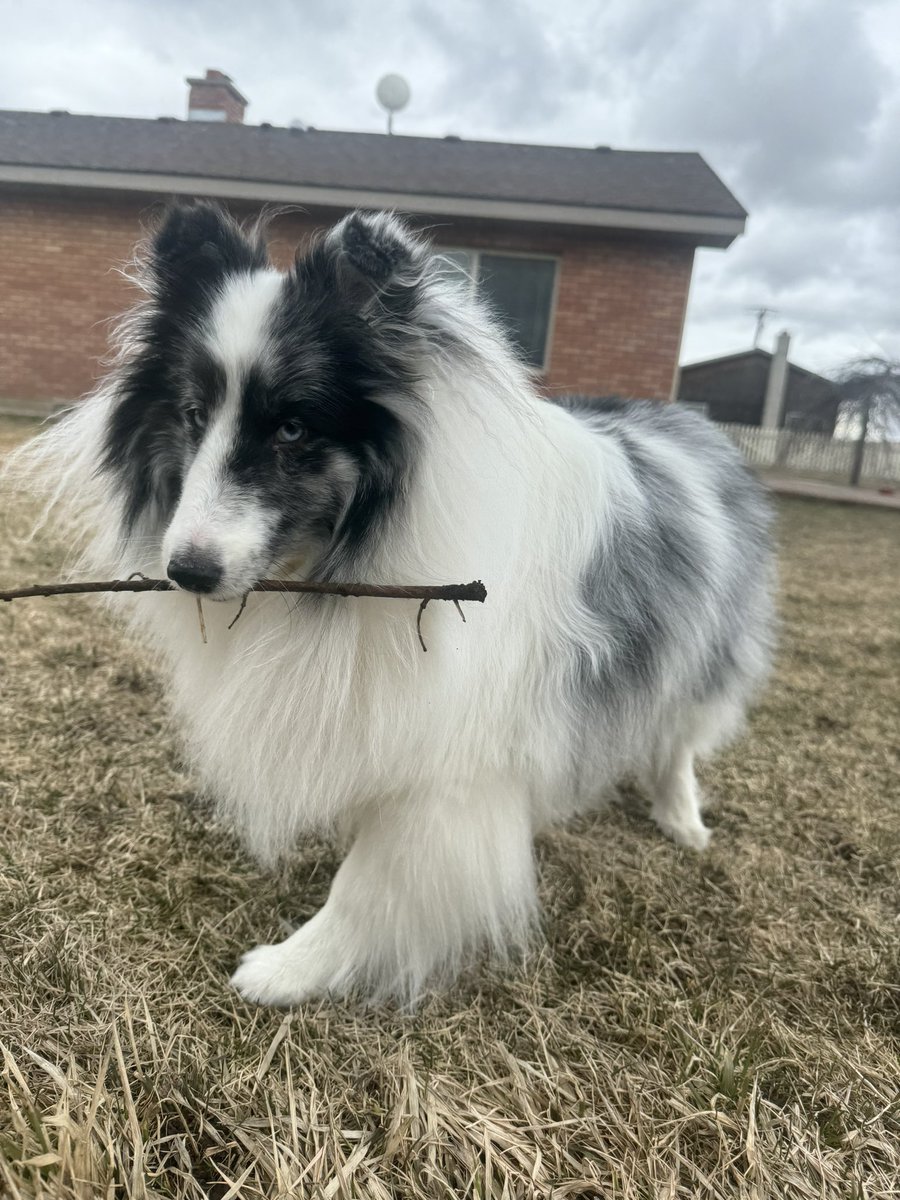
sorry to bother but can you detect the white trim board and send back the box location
[0,164,745,246]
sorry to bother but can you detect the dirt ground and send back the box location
[1,415,898,1199]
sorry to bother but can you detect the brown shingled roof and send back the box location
[0,109,746,235]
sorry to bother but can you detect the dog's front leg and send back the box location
[230,775,537,1006]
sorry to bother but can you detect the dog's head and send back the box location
[104,204,431,598]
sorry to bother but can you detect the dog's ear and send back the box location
[325,211,428,306]
[148,202,268,307]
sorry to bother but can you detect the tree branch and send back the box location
[0,578,487,604]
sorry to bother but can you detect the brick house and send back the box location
[0,70,746,414]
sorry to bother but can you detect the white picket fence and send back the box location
[714,423,900,485]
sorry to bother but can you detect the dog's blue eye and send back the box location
[185,406,206,433]
[275,420,306,445]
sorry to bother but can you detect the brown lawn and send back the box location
[1,415,898,1198]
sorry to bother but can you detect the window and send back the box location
[678,400,709,418]
[434,248,558,371]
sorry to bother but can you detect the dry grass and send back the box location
[1,414,898,1199]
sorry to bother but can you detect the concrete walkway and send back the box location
[762,473,900,509]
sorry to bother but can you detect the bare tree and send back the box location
[834,356,900,486]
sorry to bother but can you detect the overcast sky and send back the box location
[2,0,898,374]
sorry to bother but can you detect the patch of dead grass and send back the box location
[1,416,898,1198]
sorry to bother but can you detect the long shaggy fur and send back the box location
[6,204,774,1005]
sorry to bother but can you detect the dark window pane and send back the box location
[477,255,556,368]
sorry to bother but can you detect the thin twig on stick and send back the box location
[416,598,430,653]
[227,592,249,631]
[195,596,207,644]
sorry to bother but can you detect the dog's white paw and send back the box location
[230,917,351,1006]
[652,810,711,851]
[230,942,312,1007]
[657,816,710,854]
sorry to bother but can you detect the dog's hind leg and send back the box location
[230,774,537,1006]
[647,744,711,851]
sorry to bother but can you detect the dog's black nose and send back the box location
[166,551,224,594]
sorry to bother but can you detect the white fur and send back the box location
[5,221,772,1007]
[164,271,284,595]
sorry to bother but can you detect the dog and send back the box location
[10,203,774,1005]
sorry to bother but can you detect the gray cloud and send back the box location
[408,1,596,132]
[0,0,897,375]
[624,0,889,209]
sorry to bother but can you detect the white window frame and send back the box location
[435,247,560,374]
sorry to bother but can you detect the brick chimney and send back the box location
[186,69,247,123]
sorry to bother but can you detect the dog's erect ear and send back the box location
[325,211,427,305]
[148,203,268,308]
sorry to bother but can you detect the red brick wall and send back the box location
[547,234,694,400]
[187,87,246,124]
[0,191,139,407]
[0,188,695,411]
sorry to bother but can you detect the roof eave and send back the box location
[681,348,835,387]
[681,348,771,371]
[0,163,746,247]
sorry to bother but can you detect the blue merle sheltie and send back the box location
[9,204,774,1005]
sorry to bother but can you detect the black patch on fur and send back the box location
[230,217,426,577]
[615,431,704,589]
[569,399,771,717]
[102,204,268,530]
[576,421,705,702]
[102,207,428,575]
[150,203,267,317]
[339,211,415,286]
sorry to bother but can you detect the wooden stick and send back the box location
[0,578,487,604]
